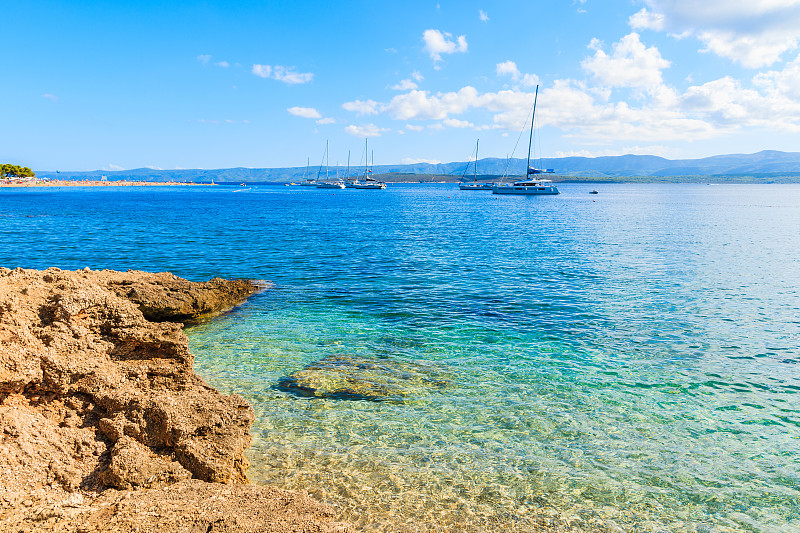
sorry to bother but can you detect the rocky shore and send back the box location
[0,267,352,532]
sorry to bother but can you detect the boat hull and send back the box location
[459,183,494,190]
[492,184,559,195]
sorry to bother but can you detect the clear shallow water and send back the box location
[2,183,799,532]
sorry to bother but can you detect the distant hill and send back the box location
[35,150,800,183]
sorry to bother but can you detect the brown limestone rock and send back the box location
[0,268,355,532]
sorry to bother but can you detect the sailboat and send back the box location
[316,141,345,189]
[493,85,559,196]
[459,139,494,190]
[299,158,317,185]
[351,140,386,189]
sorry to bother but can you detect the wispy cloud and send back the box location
[479,10,489,22]
[496,60,540,87]
[197,54,212,65]
[287,106,322,119]
[215,61,229,68]
[443,118,474,128]
[316,117,336,125]
[392,79,418,90]
[422,29,468,64]
[342,99,380,115]
[252,64,314,84]
[41,93,59,102]
[344,123,389,137]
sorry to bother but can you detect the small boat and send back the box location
[493,85,560,196]
[589,190,599,194]
[459,139,494,190]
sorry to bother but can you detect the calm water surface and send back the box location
[1,183,798,532]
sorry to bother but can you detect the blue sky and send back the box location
[4,0,800,171]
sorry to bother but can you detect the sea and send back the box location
[1,183,798,532]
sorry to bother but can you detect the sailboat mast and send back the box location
[526,85,539,176]
[326,140,329,179]
[364,139,368,179]
[346,150,350,179]
[475,139,479,182]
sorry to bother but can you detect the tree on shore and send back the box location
[1,164,36,179]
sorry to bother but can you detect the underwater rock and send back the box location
[276,354,450,403]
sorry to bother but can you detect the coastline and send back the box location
[0,267,353,532]
[0,179,211,187]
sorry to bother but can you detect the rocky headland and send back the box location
[0,267,352,532]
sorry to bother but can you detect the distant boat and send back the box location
[589,190,599,194]
[299,158,317,185]
[493,85,560,196]
[350,140,386,189]
[316,141,346,189]
[459,139,494,191]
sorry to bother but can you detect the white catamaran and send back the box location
[459,139,494,190]
[493,85,559,196]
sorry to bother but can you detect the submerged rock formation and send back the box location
[0,267,352,532]
[277,354,451,403]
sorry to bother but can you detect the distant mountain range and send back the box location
[36,150,800,183]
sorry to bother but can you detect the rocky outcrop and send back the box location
[0,267,352,532]
[277,354,451,403]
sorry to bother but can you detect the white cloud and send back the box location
[411,70,424,82]
[342,99,380,115]
[383,87,478,120]
[316,117,336,125]
[401,157,442,164]
[681,72,800,132]
[392,79,418,90]
[272,66,314,84]
[103,164,125,171]
[287,106,322,119]
[581,33,671,90]
[629,8,666,31]
[496,60,540,87]
[422,29,468,63]
[405,124,424,131]
[197,54,212,65]
[344,124,389,137]
[42,93,58,102]
[216,61,229,68]
[443,118,474,128]
[479,10,489,22]
[252,64,314,84]
[252,64,272,78]
[630,0,800,68]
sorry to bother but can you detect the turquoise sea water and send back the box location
[2,183,799,532]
